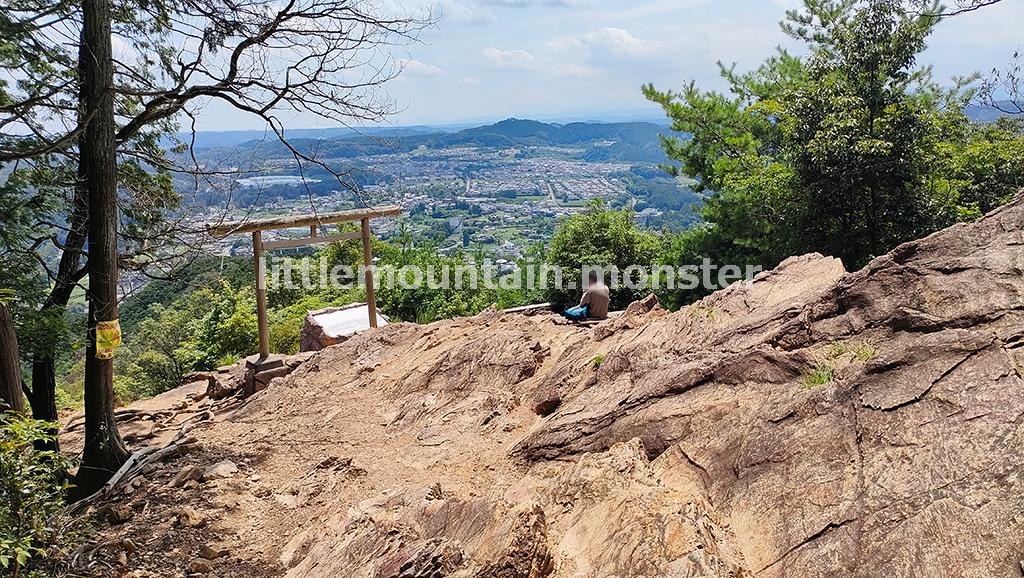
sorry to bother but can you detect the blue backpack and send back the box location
[564,304,588,321]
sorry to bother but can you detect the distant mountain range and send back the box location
[194,118,676,164]
[183,109,672,149]
[963,101,1021,123]
[182,125,449,149]
[401,118,668,152]
[184,101,1019,162]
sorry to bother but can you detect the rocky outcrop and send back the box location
[87,193,1024,578]
[191,352,315,400]
[510,197,1024,576]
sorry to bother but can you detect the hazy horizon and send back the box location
[184,108,670,136]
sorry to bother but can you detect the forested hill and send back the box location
[194,119,672,163]
[431,118,664,147]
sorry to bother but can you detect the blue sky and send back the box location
[193,0,1024,131]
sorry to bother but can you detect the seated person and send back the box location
[564,271,610,321]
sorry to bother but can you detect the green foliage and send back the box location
[3,0,184,409]
[114,281,261,402]
[828,340,878,362]
[116,289,209,401]
[119,257,254,333]
[195,283,259,366]
[319,222,366,271]
[547,201,662,309]
[0,0,75,156]
[687,303,717,321]
[0,161,63,307]
[591,354,605,368]
[0,415,80,577]
[853,342,879,361]
[267,292,362,355]
[657,223,760,309]
[826,341,849,358]
[373,244,530,323]
[928,116,1024,222]
[644,0,1024,271]
[54,260,259,410]
[801,362,836,388]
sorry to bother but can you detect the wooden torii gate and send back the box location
[207,205,402,360]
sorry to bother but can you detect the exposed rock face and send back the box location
[192,352,315,400]
[510,198,1024,576]
[91,194,1024,578]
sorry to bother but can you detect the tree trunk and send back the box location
[73,0,128,496]
[28,357,59,450]
[26,185,88,449]
[0,303,25,413]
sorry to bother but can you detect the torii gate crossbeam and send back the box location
[207,205,402,360]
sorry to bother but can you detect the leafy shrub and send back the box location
[645,1,1024,273]
[199,284,259,363]
[117,347,185,402]
[373,245,523,323]
[268,293,347,355]
[546,200,662,310]
[1,414,80,577]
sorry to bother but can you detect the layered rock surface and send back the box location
[87,195,1024,578]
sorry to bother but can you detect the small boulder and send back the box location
[202,460,238,481]
[204,359,254,400]
[97,503,135,524]
[123,475,146,495]
[253,366,289,389]
[241,355,291,395]
[173,507,205,528]
[531,382,561,416]
[622,292,661,317]
[169,464,203,487]
[284,351,315,368]
[199,543,229,560]
[187,558,214,574]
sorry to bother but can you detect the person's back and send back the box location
[580,274,610,319]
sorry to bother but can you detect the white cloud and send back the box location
[606,0,710,21]
[111,35,136,61]
[481,47,540,70]
[481,47,597,77]
[484,0,533,6]
[398,59,445,77]
[434,0,495,25]
[483,0,594,7]
[928,0,1024,48]
[551,27,660,58]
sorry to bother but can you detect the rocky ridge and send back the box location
[76,193,1024,578]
